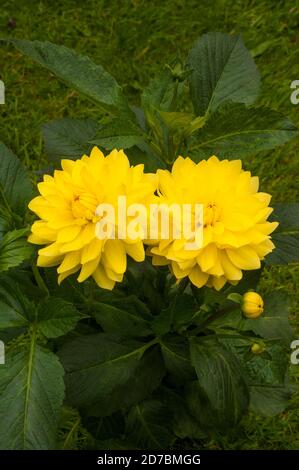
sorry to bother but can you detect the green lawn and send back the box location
[0,0,298,449]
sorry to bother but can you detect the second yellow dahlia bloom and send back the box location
[28,147,156,289]
[149,156,278,290]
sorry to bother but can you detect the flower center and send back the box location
[204,202,221,227]
[71,192,98,221]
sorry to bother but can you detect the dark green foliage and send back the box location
[0,29,297,451]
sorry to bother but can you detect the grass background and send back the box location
[0,0,298,449]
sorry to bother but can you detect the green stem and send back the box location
[142,337,160,352]
[32,264,49,297]
[63,416,81,450]
[23,323,37,447]
[191,303,239,336]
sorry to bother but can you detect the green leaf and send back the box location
[126,141,166,172]
[59,333,150,408]
[141,68,180,112]
[0,344,65,449]
[0,229,33,272]
[189,104,298,159]
[160,335,194,380]
[187,32,260,115]
[8,39,133,117]
[37,297,82,338]
[208,310,246,333]
[0,207,12,240]
[152,288,194,336]
[270,202,299,231]
[245,291,293,345]
[42,118,98,161]
[90,117,144,150]
[267,232,299,265]
[158,111,193,132]
[126,400,174,449]
[245,343,288,386]
[266,202,299,265]
[0,274,34,313]
[0,297,29,330]
[0,142,33,216]
[161,387,206,440]
[93,302,152,337]
[0,301,28,329]
[0,274,35,329]
[87,345,165,417]
[152,306,174,336]
[249,385,292,416]
[189,336,249,427]
[83,412,125,442]
[43,270,85,304]
[172,293,199,331]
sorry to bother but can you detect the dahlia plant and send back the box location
[0,32,298,450]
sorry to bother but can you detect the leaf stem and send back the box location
[62,416,81,450]
[31,264,49,297]
[23,323,37,448]
[191,303,239,336]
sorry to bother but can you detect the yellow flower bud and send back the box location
[242,291,264,318]
[251,343,264,354]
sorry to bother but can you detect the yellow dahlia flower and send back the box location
[149,156,278,290]
[28,147,156,289]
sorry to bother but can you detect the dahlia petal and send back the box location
[250,176,259,193]
[28,196,54,219]
[57,251,81,274]
[255,192,271,205]
[197,244,218,272]
[58,266,80,284]
[254,239,275,258]
[90,146,105,162]
[31,221,57,242]
[254,207,273,223]
[125,240,145,262]
[257,221,279,235]
[37,254,63,267]
[227,246,261,270]
[103,239,127,274]
[77,256,101,282]
[81,238,103,264]
[92,265,115,290]
[211,275,226,290]
[28,233,48,245]
[38,242,62,257]
[172,261,191,279]
[189,266,209,288]
[151,254,169,266]
[47,214,80,230]
[57,225,82,244]
[104,267,124,282]
[220,251,242,281]
[61,159,76,174]
[60,224,95,253]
